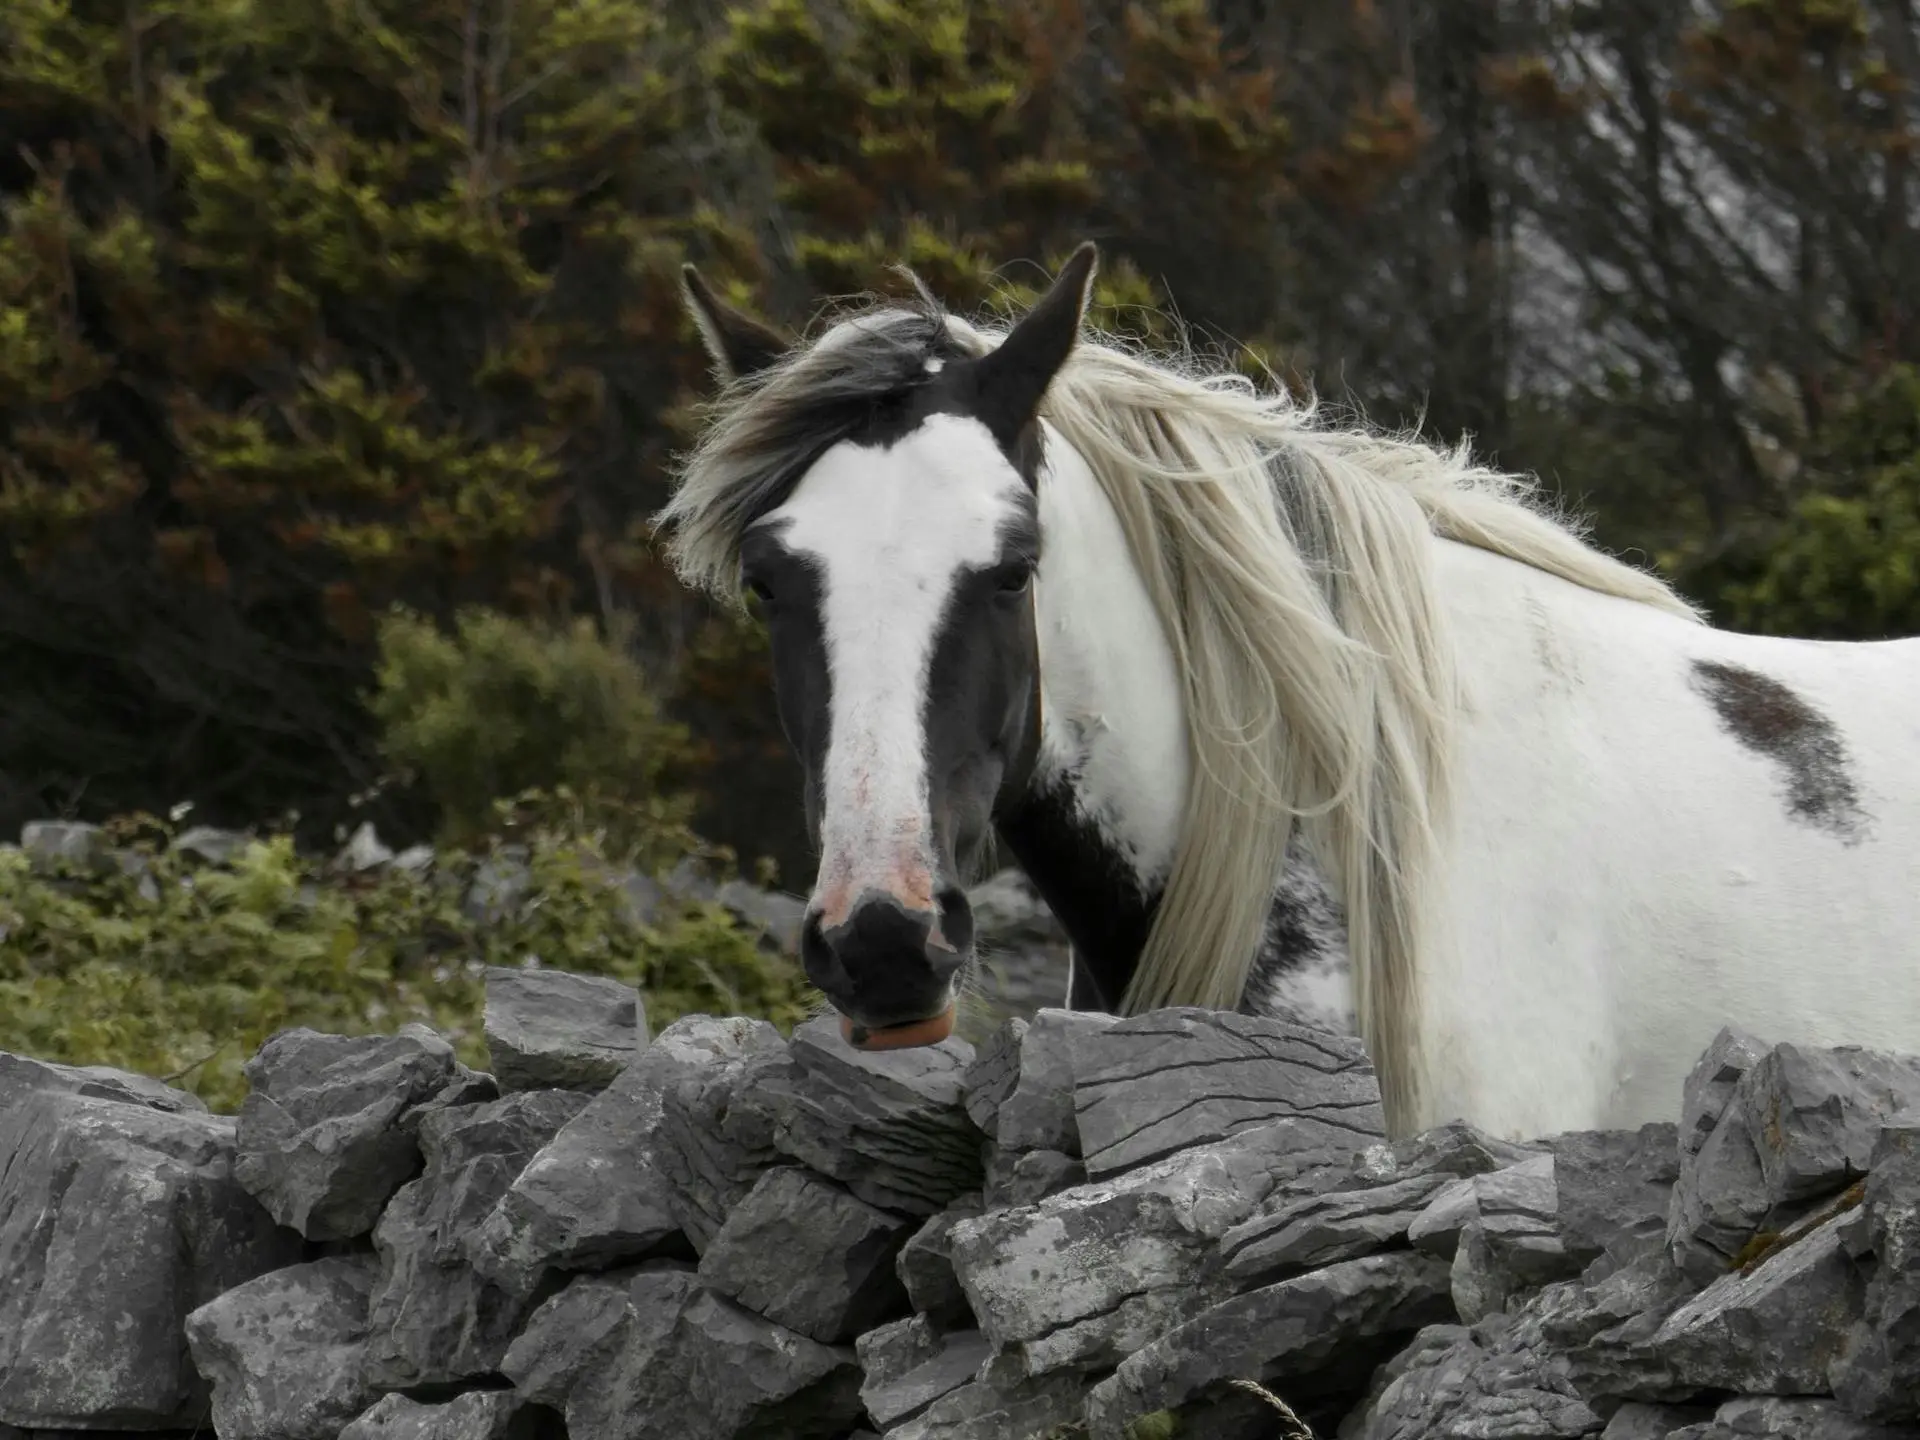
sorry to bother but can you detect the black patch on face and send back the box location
[993,776,1159,1014]
[738,520,830,838]
[1688,659,1869,843]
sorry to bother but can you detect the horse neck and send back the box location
[992,426,1191,1010]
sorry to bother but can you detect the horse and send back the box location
[660,242,1920,1141]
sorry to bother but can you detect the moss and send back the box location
[0,807,816,1112]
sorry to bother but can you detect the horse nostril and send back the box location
[935,886,975,965]
[800,908,843,988]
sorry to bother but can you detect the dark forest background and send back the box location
[5,0,1918,892]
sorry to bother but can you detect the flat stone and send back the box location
[1407,1152,1566,1285]
[1068,1007,1384,1177]
[468,1017,767,1295]
[854,1315,942,1394]
[1554,1124,1681,1265]
[858,1326,992,1431]
[0,1049,207,1115]
[897,1203,982,1331]
[340,1392,553,1440]
[1670,1396,1920,1438]
[570,1284,862,1440]
[992,1008,1116,1155]
[1221,1171,1452,1283]
[947,1117,1367,1375]
[362,1089,589,1389]
[183,1255,381,1440]
[0,1090,303,1430]
[1830,1117,1920,1422]
[648,1013,791,1251]
[20,820,108,871]
[698,1167,912,1343]
[1653,1208,1864,1393]
[981,1147,1085,1208]
[1536,1249,1704,1409]
[761,1016,983,1216]
[483,966,646,1093]
[1744,1044,1920,1205]
[1392,1121,1548,1180]
[234,1024,460,1241]
[1085,1252,1453,1438]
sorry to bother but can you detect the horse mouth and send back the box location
[838,1003,958,1051]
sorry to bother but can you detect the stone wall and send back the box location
[2,964,1918,1440]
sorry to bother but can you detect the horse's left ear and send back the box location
[681,265,791,382]
[971,241,1098,448]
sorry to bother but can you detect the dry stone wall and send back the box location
[2,962,1919,1440]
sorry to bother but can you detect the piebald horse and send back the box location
[661,243,1920,1140]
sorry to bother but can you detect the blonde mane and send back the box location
[662,296,1700,1124]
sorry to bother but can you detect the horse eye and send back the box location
[996,564,1034,596]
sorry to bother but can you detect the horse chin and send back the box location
[838,1001,959,1051]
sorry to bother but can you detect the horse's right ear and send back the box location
[681,266,790,381]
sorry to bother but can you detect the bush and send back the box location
[0,808,817,1112]
[370,607,699,860]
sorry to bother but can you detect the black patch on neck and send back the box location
[994,775,1157,1013]
[1688,659,1868,843]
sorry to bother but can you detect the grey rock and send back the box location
[234,1025,460,1241]
[338,821,397,872]
[173,824,248,865]
[465,847,532,923]
[499,1268,656,1408]
[341,1392,552,1440]
[1086,1252,1453,1439]
[1408,1153,1564,1275]
[562,1269,704,1440]
[20,819,108,871]
[960,1018,1026,1139]
[182,1255,381,1440]
[858,1325,992,1431]
[471,1015,773,1290]
[483,965,646,1093]
[897,1203,983,1330]
[1652,1206,1864,1394]
[1391,1121,1547,1180]
[1069,1007,1384,1177]
[0,1049,207,1114]
[948,1116,1370,1374]
[1679,1027,1769,1161]
[1668,1088,1772,1281]
[1537,1249,1704,1409]
[967,869,1065,949]
[855,1314,942,1393]
[1670,1396,1920,1439]
[1603,1403,1717,1439]
[0,1090,303,1430]
[362,1089,589,1389]
[394,843,436,874]
[1831,1116,1920,1422]
[762,1016,984,1216]
[573,1283,862,1440]
[1222,1172,1453,1283]
[698,1166,911,1342]
[1744,1044,1920,1205]
[880,1369,1084,1440]
[988,1008,1115,1155]
[652,1022,791,1250]
[981,1147,1085,1208]
[1340,1316,1603,1440]
[713,879,807,954]
[1554,1124,1681,1265]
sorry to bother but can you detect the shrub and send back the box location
[369,606,699,859]
[0,807,817,1112]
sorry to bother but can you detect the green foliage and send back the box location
[1695,367,1920,639]
[370,607,698,856]
[0,810,817,1113]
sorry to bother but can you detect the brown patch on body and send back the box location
[1688,659,1869,844]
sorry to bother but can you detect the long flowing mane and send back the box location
[660,289,1700,1120]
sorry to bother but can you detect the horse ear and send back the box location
[970,241,1098,447]
[681,265,790,381]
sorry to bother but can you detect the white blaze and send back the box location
[771,413,1029,930]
